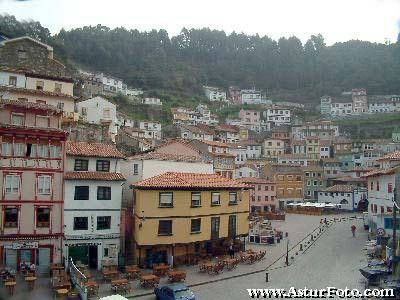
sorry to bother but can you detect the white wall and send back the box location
[0,71,26,88]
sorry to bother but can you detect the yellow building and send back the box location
[306,137,320,159]
[131,172,250,267]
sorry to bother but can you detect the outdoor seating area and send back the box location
[286,202,341,215]
[198,249,266,275]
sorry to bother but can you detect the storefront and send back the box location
[0,241,54,274]
[64,235,119,270]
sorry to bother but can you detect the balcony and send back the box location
[1,157,62,170]
[62,112,79,123]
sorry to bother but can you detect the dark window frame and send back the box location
[97,186,111,200]
[74,186,89,200]
[159,192,173,208]
[97,216,111,230]
[36,207,50,228]
[74,159,89,171]
[4,207,18,228]
[73,217,88,230]
[191,218,201,233]
[158,220,173,236]
[96,160,110,172]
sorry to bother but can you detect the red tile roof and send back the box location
[129,152,202,163]
[65,172,126,181]
[66,141,125,158]
[322,184,355,193]
[362,167,398,178]
[237,177,275,184]
[0,98,62,113]
[377,151,400,162]
[132,172,249,190]
[0,85,75,100]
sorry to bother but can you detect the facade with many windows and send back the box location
[131,172,249,267]
[0,99,67,274]
[63,141,125,269]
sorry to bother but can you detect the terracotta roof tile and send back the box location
[132,172,248,189]
[66,141,125,158]
[237,177,275,184]
[0,98,62,113]
[322,184,355,192]
[65,172,126,181]
[377,151,400,162]
[129,152,202,163]
[0,85,75,100]
[362,167,398,178]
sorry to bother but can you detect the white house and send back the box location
[138,121,162,140]
[96,73,124,94]
[0,68,26,88]
[264,107,291,127]
[229,144,248,165]
[240,140,262,159]
[330,102,353,117]
[141,97,162,106]
[203,86,227,102]
[240,89,262,104]
[63,142,126,269]
[179,124,214,141]
[317,185,367,211]
[235,164,259,179]
[77,96,118,141]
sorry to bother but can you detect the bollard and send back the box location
[311,235,314,241]
[300,243,303,251]
[285,232,288,237]
[265,272,269,282]
[277,238,280,244]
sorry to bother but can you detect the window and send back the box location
[17,49,27,59]
[191,219,201,233]
[4,208,18,228]
[36,208,50,227]
[9,76,17,86]
[1,142,12,156]
[133,164,139,175]
[36,81,44,90]
[11,113,24,126]
[49,145,61,158]
[376,181,380,191]
[158,220,172,236]
[73,217,88,230]
[54,83,62,93]
[211,217,220,239]
[81,107,87,116]
[228,215,237,237]
[13,143,25,156]
[37,144,49,158]
[97,186,111,200]
[57,102,64,110]
[97,216,111,230]
[211,192,221,205]
[191,192,201,207]
[74,186,89,200]
[96,160,110,172]
[388,183,393,193]
[340,199,348,205]
[229,192,238,204]
[4,175,20,194]
[370,182,374,190]
[37,175,52,195]
[159,192,173,207]
[74,159,89,171]
[36,115,49,127]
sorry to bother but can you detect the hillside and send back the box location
[1,14,400,105]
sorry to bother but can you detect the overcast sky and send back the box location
[1,0,400,45]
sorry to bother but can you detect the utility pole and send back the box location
[285,238,289,266]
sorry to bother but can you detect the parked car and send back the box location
[154,283,196,300]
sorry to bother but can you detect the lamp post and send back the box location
[285,238,290,266]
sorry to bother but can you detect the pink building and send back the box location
[238,178,277,213]
[239,109,260,124]
[0,99,67,273]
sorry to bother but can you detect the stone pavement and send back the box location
[0,213,358,300]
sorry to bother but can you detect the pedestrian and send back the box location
[351,224,356,237]
[228,242,235,259]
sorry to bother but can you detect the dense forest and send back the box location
[1,14,400,103]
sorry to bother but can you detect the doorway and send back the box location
[88,245,98,269]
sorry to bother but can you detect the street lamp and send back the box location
[285,238,290,266]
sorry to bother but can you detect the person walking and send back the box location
[228,242,235,259]
[351,224,356,237]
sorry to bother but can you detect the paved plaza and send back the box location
[0,213,366,300]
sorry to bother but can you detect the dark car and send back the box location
[154,283,196,300]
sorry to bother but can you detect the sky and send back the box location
[1,0,400,45]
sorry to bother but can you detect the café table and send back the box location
[153,264,170,277]
[111,278,130,293]
[140,274,160,288]
[168,270,186,283]
[102,269,119,281]
[199,261,214,273]
[56,288,69,300]
[25,276,37,290]
[85,281,99,297]
[5,280,16,295]
[125,266,140,280]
